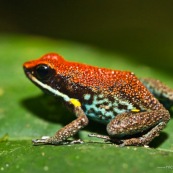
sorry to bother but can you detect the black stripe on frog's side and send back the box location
[56,76,96,105]
[108,83,144,111]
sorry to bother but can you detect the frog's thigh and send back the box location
[107,108,170,138]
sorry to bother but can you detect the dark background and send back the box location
[1,0,173,73]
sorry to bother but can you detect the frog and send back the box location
[23,53,173,146]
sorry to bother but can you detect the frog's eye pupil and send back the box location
[35,64,52,80]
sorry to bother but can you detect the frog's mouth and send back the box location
[23,67,71,102]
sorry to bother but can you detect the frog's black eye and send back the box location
[35,64,53,80]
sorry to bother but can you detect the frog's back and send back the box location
[59,61,161,124]
[25,53,161,124]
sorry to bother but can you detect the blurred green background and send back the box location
[1,0,173,73]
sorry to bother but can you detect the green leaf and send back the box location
[0,34,173,173]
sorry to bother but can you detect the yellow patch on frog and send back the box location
[70,98,81,107]
[131,109,140,113]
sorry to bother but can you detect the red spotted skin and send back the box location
[23,53,171,146]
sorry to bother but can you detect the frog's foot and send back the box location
[109,121,167,147]
[32,136,84,145]
[32,136,51,145]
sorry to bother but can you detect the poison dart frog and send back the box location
[23,53,173,146]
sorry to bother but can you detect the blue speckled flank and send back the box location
[83,94,137,124]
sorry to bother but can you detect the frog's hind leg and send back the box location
[106,108,170,146]
[140,78,173,109]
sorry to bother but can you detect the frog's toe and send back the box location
[69,139,84,144]
[32,136,51,145]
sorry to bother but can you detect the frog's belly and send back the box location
[82,94,136,124]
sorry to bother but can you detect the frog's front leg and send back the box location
[33,100,89,145]
[106,107,170,146]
